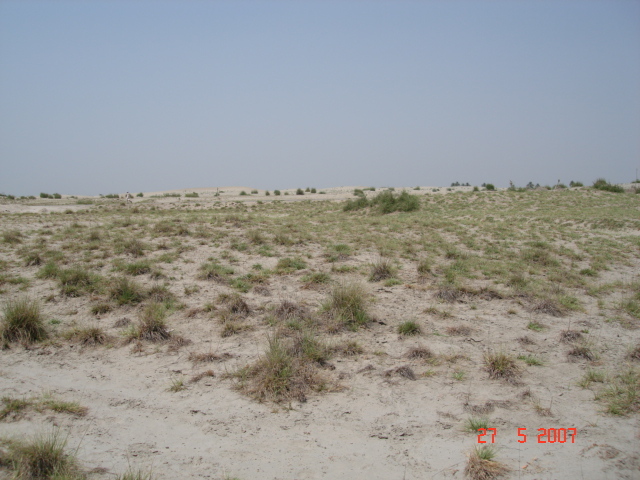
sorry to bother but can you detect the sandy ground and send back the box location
[1,185,639,479]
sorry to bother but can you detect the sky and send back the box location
[1,0,639,196]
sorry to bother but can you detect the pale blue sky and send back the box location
[1,1,639,196]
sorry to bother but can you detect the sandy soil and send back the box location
[1,185,639,480]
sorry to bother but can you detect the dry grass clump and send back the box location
[628,344,640,362]
[188,352,233,364]
[397,320,421,336]
[567,342,598,361]
[57,267,102,297]
[274,300,309,322]
[321,281,371,331]
[189,370,215,383]
[147,284,175,304]
[218,293,250,316]
[434,283,465,303]
[368,257,396,282]
[2,229,24,244]
[197,261,234,282]
[233,332,330,403]
[1,296,47,343]
[108,277,146,305]
[331,340,364,356]
[483,350,521,383]
[0,429,85,480]
[446,325,472,336]
[125,303,171,342]
[406,346,434,360]
[464,446,509,480]
[64,326,110,346]
[384,365,416,380]
[559,329,583,343]
[528,297,566,317]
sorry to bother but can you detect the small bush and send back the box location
[485,184,496,191]
[136,192,144,197]
[371,191,420,214]
[274,190,281,196]
[184,192,199,198]
[296,188,304,195]
[310,188,317,193]
[239,191,247,196]
[593,178,624,193]
[1,296,47,343]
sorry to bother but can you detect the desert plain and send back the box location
[0,184,639,480]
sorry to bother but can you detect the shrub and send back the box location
[296,188,304,195]
[136,192,144,197]
[239,191,247,196]
[251,189,258,194]
[274,190,281,196]
[52,193,62,199]
[371,191,420,213]
[593,178,624,193]
[40,192,52,199]
[343,196,370,212]
[184,192,199,198]
[265,190,270,196]
[310,188,317,193]
[485,184,495,191]
[1,296,47,343]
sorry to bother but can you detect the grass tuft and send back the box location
[1,296,47,343]
[464,445,509,480]
[321,281,371,331]
[483,350,520,383]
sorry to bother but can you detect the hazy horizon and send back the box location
[1,1,639,196]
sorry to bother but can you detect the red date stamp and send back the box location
[477,428,577,444]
